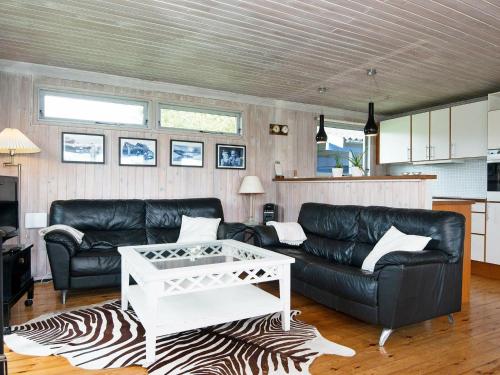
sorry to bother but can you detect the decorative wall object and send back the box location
[269,124,289,136]
[61,132,105,164]
[216,144,246,169]
[170,140,204,167]
[119,137,157,167]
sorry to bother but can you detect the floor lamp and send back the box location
[0,128,40,375]
[239,176,265,225]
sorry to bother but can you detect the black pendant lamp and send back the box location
[364,102,378,136]
[316,114,327,143]
[316,87,328,143]
[364,68,379,136]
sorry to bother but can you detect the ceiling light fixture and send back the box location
[316,87,328,144]
[364,68,378,137]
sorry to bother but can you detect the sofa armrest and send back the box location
[44,230,79,256]
[253,225,281,247]
[44,230,80,291]
[218,222,247,242]
[374,250,449,271]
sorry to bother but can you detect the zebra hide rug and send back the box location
[5,300,355,375]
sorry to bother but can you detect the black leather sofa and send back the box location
[253,203,465,345]
[43,198,246,303]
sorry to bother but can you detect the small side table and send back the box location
[3,243,34,334]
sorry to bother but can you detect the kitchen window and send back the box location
[38,89,149,127]
[158,103,242,135]
[317,121,368,175]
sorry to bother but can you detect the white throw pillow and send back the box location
[176,215,221,244]
[361,226,432,273]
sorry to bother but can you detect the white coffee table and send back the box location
[118,239,295,365]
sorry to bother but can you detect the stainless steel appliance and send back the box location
[487,149,500,201]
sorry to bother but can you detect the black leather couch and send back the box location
[43,198,246,303]
[253,203,465,345]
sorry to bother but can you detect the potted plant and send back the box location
[348,152,365,177]
[331,154,344,177]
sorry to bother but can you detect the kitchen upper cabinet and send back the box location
[411,112,429,162]
[379,116,411,164]
[488,110,500,149]
[430,108,450,160]
[451,100,488,159]
[486,202,500,265]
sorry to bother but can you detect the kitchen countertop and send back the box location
[273,175,437,182]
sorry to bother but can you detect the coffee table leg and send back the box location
[145,328,157,365]
[121,261,129,311]
[145,292,159,365]
[280,264,291,331]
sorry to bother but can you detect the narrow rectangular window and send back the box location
[159,103,242,135]
[39,89,148,127]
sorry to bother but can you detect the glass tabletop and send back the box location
[134,242,263,271]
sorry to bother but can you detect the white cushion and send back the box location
[176,215,221,244]
[361,226,432,272]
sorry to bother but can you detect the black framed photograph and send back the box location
[216,144,246,169]
[119,137,157,167]
[170,140,204,167]
[61,132,105,164]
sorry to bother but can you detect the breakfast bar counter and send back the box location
[273,175,437,221]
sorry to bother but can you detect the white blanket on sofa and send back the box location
[38,225,85,244]
[266,221,307,246]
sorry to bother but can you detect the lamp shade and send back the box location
[0,128,41,154]
[239,176,265,194]
[364,102,378,136]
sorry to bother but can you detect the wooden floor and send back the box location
[5,275,500,375]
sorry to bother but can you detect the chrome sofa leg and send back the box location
[448,314,454,324]
[379,328,393,346]
[61,290,68,304]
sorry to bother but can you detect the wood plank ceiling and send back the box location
[1,0,500,115]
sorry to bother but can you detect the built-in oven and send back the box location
[487,149,500,200]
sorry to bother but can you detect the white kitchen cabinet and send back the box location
[471,234,485,262]
[411,112,429,162]
[451,100,488,159]
[472,212,486,234]
[379,116,411,164]
[486,202,500,265]
[488,110,500,149]
[430,108,450,160]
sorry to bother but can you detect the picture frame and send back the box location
[61,132,105,164]
[170,140,204,167]
[216,144,246,170]
[119,137,157,167]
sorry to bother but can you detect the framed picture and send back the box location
[216,144,246,169]
[170,140,204,167]
[119,137,157,167]
[61,132,105,164]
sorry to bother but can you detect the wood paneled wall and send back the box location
[276,179,433,222]
[0,71,363,279]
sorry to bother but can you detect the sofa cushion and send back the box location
[298,203,361,241]
[146,228,180,244]
[145,198,224,230]
[50,199,145,231]
[301,234,355,265]
[356,206,465,261]
[80,229,147,250]
[272,247,379,306]
[71,249,121,276]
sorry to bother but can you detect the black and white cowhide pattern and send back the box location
[5,300,355,375]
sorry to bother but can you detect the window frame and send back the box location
[157,102,243,136]
[38,88,149,128]
[316,120,370,176]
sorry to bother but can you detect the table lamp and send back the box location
[0,128,41,244]
[239,175,265,225]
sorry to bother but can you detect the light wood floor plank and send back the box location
[4,275,500,374]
